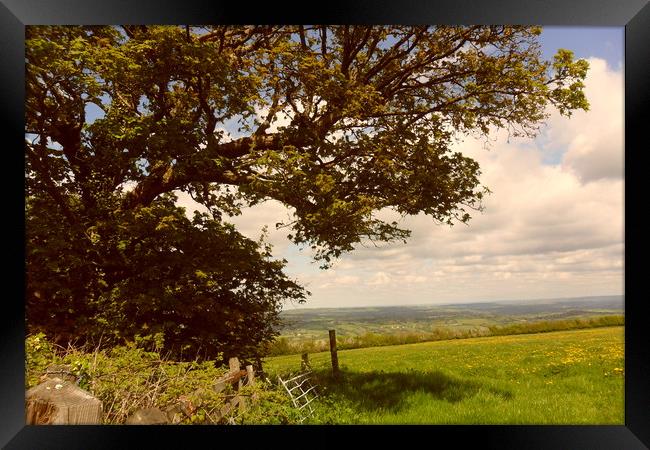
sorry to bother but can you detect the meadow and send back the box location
[263,326,624,424]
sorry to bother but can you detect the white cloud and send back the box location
[214,127,234,143]
[254,105,293,133]
[227,200,295,252]
[284,57,624,308]
[174,190,209,217]
[174,190,296,253]
[545,58,624,182]
[117,180,138,192]
[168,57,623,309]
[367,271,391,286]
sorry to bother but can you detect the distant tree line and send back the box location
[266,315,624,356]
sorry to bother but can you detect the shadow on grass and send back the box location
[311,369,513,413]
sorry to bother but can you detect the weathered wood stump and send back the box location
[26,365,102,425]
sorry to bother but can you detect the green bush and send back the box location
[25,332,62,389]
[488,315,624,336]
[234,381,303,424]
[27,333,231,424]
[25,332,310,425]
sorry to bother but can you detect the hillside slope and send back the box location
[264,326,624,424]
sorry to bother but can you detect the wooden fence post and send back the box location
[229,357,240,372]
[301,353,311,371]
[245,365,255,386]
[229,357,242,390]
[329,329,340,377]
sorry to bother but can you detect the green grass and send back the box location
[263,326,624,424]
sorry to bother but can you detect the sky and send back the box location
[148,27,626,309]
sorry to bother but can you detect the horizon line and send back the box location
[281,293,624,311]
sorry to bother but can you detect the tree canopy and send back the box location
[25,25,589,360]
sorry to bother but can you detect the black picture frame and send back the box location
[2,0,648,448]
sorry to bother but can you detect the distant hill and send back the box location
[278,295,624,335]
[438,295,624,314]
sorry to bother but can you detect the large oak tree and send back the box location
[25,25,589,360]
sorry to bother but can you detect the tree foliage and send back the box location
[25,25,589,359]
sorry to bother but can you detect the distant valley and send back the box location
[277,295,624,342]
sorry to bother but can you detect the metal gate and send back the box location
[278,371,319,423]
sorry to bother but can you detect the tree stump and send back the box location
[26,366,102,425]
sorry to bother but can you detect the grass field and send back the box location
[263,326,624,424]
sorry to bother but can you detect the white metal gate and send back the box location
[278,371,319,423]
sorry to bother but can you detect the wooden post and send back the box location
[229,357,242,390]
[329,329,339,377]
[228,357,240,373]
[245,365,255,386]
[301,353,311,371]
[246,364,260,405]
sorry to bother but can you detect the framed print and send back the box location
[2,0,648,448]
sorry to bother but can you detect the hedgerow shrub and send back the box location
[25,332,301,424]
[488,315,624,336]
